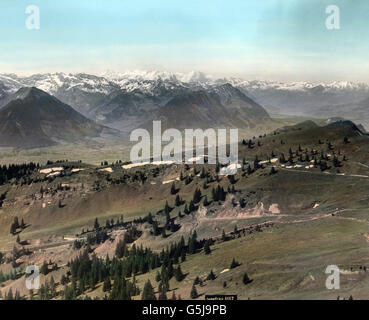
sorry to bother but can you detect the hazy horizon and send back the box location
[2,69,369,86]
[1,0,369,82]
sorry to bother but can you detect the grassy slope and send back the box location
[1,119,369,299]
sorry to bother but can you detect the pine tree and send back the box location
[165,209,170,225]
[175,264,184,282]
[206,270,216,280]
[105,219,111,228]
[200,167,206,179]
[280,153,286,163]
[190,285,198,299]
[61,274,68,286]
[103,277,111,292]
[40,260,49,275]
[170,182,176,195]
[6,288,14,300]
[203,195,209,206]
[189,200,196,213]
[158,287,168,300]
[10,222,16,235]
[221,229,227,241]
[115,238,126,258]
[193,188,201,203]
[243,272,252,285]
[215,163,220,173]
[171,290,177,300]
[165,261,172,279]
[50,276,57,297]
[202,180,207,189]
[164,201,170,216]
[94,218,100,230]
[175,195,181,207]
[204,240,211,255]
[155,271,161,282]
[161,227,167,238]
[13,217,19,230]
[147,212,153,224]
[230,258,240,269]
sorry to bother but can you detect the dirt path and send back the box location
[279,167,369,179]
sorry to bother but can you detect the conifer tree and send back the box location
[175,264,184,282]
[204,240,211,255]
[175,195,181,207]
[155,271,161,282]
[94,218,100,230]
[206,270,216,280]
[203,195,209,206]
[103,277,111,292]
[243,272,252,285]
[230,258,240,269]
[189,200,196,213]
[190,285,198,299]
[170,182,176,195]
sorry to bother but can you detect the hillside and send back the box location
[1,120,369,299]
[147,84,270,130]
[0,87,116,148]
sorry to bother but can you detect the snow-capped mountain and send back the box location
[0,72,118,94]
[219,78,369,92]
[2,71,368,96]
[220,78,369,115]
[1,70,368,118]
[103,70,212,84]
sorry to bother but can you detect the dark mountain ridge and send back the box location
[0,87,115,148]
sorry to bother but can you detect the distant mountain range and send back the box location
[311,96,369,128]
[0,71,368,148]
[1,71,368,119]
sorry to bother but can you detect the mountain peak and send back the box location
[0,89,111,148]
[14,87,49,100]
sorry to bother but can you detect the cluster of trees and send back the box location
[40,260,58,276]
[0,288,22,300]
[100,160,124,167]
[10,216,26,235]
[153,262,185,300]
[276,142,346,172]
[64,230,204,300]
[211,185,226,202]
[0,162,39,185]
[0,269,20,284]
[38,276,57,300]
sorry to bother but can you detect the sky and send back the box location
[0,0,368,82]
